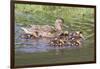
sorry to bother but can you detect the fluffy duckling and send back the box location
[76,40,82,47]
[21,34,33,39]
[49,31,69,47]
[69,40,81,47]
[59,31,69,42]
[76,31,85,40]
[68,31,84,47]
[21,31,38,39]
[59,31,68,37]
[69,31,84,40]
[49,37,66,47]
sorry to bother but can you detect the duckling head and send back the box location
[64,31,69,36]
[64,31,68,34]
[76,31,83,35]
[76,40,81,45]
[59,39,65,44]
[48,32,52,35]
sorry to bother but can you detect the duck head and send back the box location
[55,17,64,32]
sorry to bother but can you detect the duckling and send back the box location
[64,31,69,35]
[49,31,69,47]
[68,31,84,47]
[49,38,58,46]
[69,31,84,41]
[21,33,33,39]
[71,40,81,47]
[76,40,82,47]
[59,31,68,38]
[49,37,66,47]
[63,31,69,40]
[32,31,39,38]
[74,31,84,40]
[58,39,65,47]
[59,39,65,45]
[58,31,69,42]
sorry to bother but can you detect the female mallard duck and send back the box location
[21,17,64,38]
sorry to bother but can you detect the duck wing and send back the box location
[21,27,33,34]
